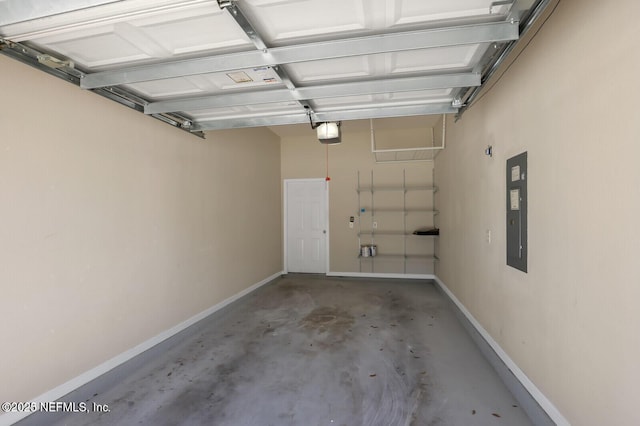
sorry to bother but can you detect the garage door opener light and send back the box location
[316,122,341,144]
[308,111,341,144]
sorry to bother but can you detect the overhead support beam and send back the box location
[0,39,203,138]
[219,2,267,52]
[191,103,457,131]
[145,73,480,114]
[315,104,458,122]
[218,1,316,117]
[0,0,123,26]
[81,21,519,89]
[458,0,554,117]
[193,113,311,130]
[507,0,538,22]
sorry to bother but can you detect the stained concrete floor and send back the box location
[47,275,531,426]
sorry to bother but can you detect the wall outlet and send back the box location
[349,222,353,229]
[486,229,492,244]
[372,221,378,229]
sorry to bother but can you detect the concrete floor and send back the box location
[48,275,531,426]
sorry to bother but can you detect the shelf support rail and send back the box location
[370,115,446,163]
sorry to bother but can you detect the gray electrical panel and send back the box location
[506,152,527,272]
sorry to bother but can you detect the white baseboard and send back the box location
[0,271,283,426]
[327,272,435,280]
[4,272,567,426]
[432,275,569,426]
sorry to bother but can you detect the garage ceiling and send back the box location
[0,0,552,137]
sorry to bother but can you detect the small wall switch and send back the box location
[349,222,354,229]
[372,221,378,229]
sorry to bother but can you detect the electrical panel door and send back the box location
[506,152,527,272]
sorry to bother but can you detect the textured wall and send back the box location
[280,119,435,275]
[435,0,640,424]
[0,55,282,403]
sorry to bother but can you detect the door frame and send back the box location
[283,178,330,274]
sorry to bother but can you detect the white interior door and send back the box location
[285,179,327,273]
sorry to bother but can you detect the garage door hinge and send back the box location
[217,0,235,9]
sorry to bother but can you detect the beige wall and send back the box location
[280,120,435,274]
[0,55,282,403]
[435,0,640,424]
